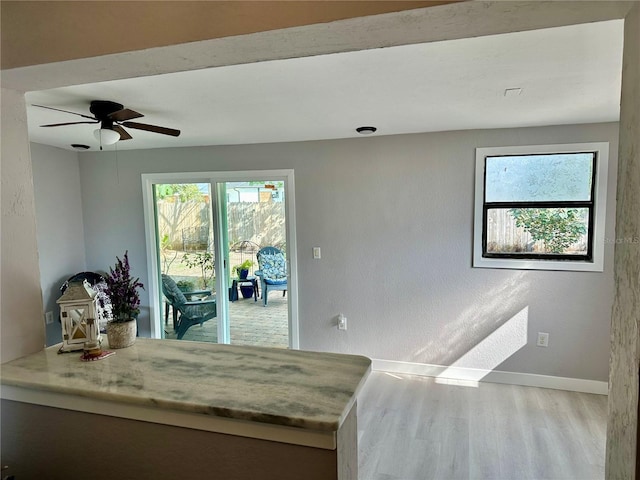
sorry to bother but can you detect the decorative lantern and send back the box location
[57,280,102,354]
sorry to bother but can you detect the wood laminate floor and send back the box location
[357,372,607,480]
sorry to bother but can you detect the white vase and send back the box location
[106,319,137,349]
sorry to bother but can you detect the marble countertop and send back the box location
[0,338,371,432]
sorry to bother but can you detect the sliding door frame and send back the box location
[141,169,299,349]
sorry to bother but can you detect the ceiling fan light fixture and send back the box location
[93,128,120,146]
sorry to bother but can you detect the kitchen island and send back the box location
[1,338,371,479]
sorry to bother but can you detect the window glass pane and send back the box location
[486,208,589,255]
[485,153,594,202]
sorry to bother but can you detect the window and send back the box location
[473,142,609,272]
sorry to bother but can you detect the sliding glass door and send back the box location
[222,181,289,348]
[152,182,220,341]
[142,170,298,349]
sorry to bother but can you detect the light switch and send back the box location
[313,247,321,259]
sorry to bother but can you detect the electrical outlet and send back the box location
[45,311,54,325]
[337,314,347,331]
[536,332,549,347]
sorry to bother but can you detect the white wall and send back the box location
[31,143,87,346]
[75,122,618,381]
[0,89,45,362]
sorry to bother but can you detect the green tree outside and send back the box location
[509,208,587,254]
[156,184,203,202]
[181,250,215,289]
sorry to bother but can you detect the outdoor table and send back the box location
[230,275,259,302]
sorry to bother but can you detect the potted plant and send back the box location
[104,251,144,349]
[232,259,255,298]
[232,259,254,280]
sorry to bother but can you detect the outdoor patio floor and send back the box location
[163,291,289,348]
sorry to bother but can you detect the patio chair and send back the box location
[161,274,217,339]
[255,246,287,307]
[164,284,212,326]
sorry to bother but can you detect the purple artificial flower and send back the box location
[104,251,144,322]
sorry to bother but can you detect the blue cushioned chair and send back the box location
[161,274,217,339]
[255,246,287,307]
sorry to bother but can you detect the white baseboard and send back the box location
[371,359,608,395]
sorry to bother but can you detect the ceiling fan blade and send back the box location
[112,125,133,141]
[109,108,144,122]
[40,121,99,127]
[32,104,96,120]
[122,121,180,137]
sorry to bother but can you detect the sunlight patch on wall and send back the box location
[435,306,529,387]
[412,271,528,366]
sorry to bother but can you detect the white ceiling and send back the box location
[25,20,623,152]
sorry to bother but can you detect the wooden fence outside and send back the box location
[157,200,286,251]
[486,209,533,252]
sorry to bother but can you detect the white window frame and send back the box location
[473,142,609,272]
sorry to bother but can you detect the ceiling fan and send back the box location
[34,100,181,148]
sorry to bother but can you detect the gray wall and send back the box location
[31,143,87,346]
[34,122,616,381]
